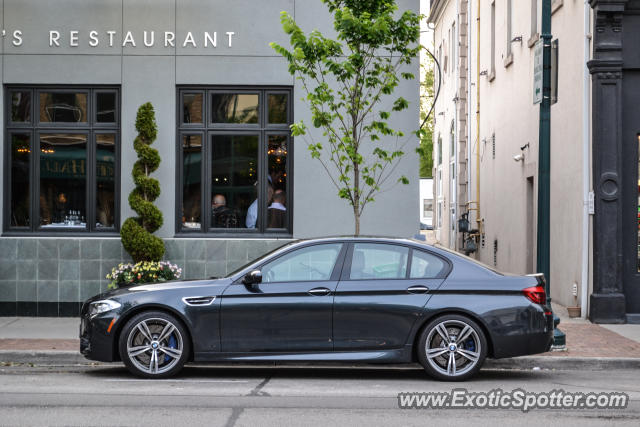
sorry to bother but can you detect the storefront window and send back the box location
[177,87,292,234]
[182,134,202,229]
[9,134,30,227]
[211,93,259,124]
[96,133,116,228]
[11,92,31,123]
[4,87,120,233]
[267,134,288,229]
[39,133,87,228]
[211,134,258,229]
[268,94,288,124]
[96,92,117,123]
[39,91,88,123]
[182,93,203,124]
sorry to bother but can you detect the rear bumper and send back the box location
[491,308,554,359]
[496,330,553,359]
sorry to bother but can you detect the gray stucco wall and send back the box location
[0,0,420,315]
[0,237,289,316]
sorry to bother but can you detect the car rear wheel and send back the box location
[118,311,190,378]
[418,314,487,381]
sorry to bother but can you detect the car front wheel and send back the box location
[118,311,190,378]
[418,314,487,381]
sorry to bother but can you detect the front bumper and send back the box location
[79,304,119,362]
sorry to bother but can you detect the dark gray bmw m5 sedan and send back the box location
[80,237,554,381]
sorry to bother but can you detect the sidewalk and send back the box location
[1,309,640,369]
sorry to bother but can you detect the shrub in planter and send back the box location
[120,102,165,262]
[107,261,182,289]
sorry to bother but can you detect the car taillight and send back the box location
[523,285,546,305]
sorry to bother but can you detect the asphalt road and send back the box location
[0,364,639,426]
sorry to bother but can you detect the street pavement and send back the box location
[0,363,638,426]
[3,313,640,362]
[1,314,640,425]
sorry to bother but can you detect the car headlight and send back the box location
[89,300,121,317]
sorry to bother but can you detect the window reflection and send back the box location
[267,135,287,229]
[10,134,31,227]
[182,135,202,229]
[40,92,87,123]
[96,134,115,228]
[39,133,87,228]
[96,93,116,123]
[183,93,203,124]
[262,244,343,282]
[211,93,258,124]
[410,250,445,279]
[211,134,258,228]
[11,92,31,122]
[350,243,409,280]
[268,94,288,124]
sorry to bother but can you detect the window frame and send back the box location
[506,0,513,58]
[490,0,496,80]
[259,242,346,284]
[339,242,452,281]
[208,89,262,129]
[409,248,448,279]
[36,88,91,127]
[529,0,539,43]
[3,85,121,235]
[175,86,293,237]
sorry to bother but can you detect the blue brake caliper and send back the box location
[464,338,476,353]
[165,335,177,363]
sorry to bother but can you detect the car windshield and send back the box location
[225,241,296,278]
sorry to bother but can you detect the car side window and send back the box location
[261,243,343,283]
[410,250,446,279]
[350,243,409,280]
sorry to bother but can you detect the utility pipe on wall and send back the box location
[475,0,481,233]
[580,1,591,319]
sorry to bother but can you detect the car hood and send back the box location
[85,277,233,303]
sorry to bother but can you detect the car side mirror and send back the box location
[243,270,262,286]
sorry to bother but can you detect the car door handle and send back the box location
[407,285,430,294]
[308,287,331,296]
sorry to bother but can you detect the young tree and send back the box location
[120,103,164,262]
[271,0,421,235]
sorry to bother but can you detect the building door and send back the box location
[622,70,640,316]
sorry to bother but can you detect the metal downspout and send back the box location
[475,0,481,235]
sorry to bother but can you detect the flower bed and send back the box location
[107,261,182,289]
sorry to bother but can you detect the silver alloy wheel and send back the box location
[126,317,184,375]
[425,319,481,377]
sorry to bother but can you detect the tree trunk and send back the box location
[353,160,360,236]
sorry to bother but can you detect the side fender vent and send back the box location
[182,296,216,306]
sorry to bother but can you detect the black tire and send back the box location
[417,314,488,381]
[118,310,190,379]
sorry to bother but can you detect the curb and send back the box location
[1,350,640,370]
[484,356,640,371]
[0,350,90,366]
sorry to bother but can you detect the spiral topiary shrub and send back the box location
[120,102,165,262]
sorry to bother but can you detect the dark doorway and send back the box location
[622,70,640,316]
